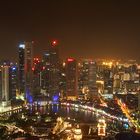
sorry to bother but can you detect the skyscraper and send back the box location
[59,61,67,99]
[0,61,18,105]
[9,65,18,100]
[1,66,10,106]
[18,42,33,100]
[103,69,113,94]
[24,42,34,98]
[78,60,98,100]
[88,61,98,100]
[78,60,90,100]
[66,58,78,100]
[32,57,44,96]
[42,51,51,94]
[42,41,60,98]
[18,44,25,95]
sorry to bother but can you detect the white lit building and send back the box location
[1,66,10,106]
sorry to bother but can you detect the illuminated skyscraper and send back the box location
[43,41,60,98]
[18,42,33,100]
[78,61,90,98]
[1,66,10,105]
[42,51,50,93]
[103,69,113,94]
[0,61,18,103]
[66,58,78,100]
[9,65,18,100]
[32,58,44,96]
[78,60,97,100]
[24,42,34,97]
[19,44,25,95]
[59,61,66,98]
[88,61,98,99]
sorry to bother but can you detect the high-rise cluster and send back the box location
[1,41,140,109]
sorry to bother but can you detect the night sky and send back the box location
[0,0,140,61]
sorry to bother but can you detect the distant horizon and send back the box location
[0,50,140,64]
[0,1,140,61]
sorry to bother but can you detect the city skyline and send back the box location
[0,1,140,61]
[1,1,140,139]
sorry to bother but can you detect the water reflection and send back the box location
[29,104,100,123]
[28,104,129,131]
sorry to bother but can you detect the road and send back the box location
[116,97,140,133]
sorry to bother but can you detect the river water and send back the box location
[28,103,129,134]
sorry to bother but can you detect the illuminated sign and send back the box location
[67,58,74,62]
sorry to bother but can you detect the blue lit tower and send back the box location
[18,42,34,101]
[24,42,34,98]
[43,41,60,98]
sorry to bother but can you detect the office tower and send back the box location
[103,69,113,94]
[66,58,77,100]
[42,41,60,98]
[9,65,18,100]
[25,42,34,95]
[42,51,50,94]
[78,60,98,100]
[59,61,66,99]
[19,44,25,95]
[18,42,33,100]
[96,61,114,94]
[88,61,98,100]
[1,66,10,106]
[0,61,18,103]
[32,58,43,96]
[78,60,90,100]
[113,74,121,93]
[49,41,60,97]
